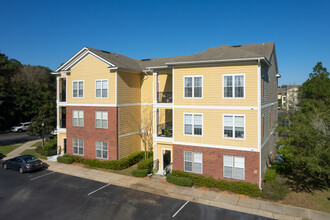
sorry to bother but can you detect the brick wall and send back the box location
[66,106,118,160]
[173,144,260,185]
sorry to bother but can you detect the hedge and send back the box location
[57,155,74,164]
[132,169,149,177]
[137,156,153,170]
[265,168,277,183]
[62,151,145,170]
[261,176,288,201]
[166,174,193,187]
[36,137,57,156]
[171,170,260,197]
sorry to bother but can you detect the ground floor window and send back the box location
[184,151,203,174]
[73,139,84,156]
[96,141,108,159]
[223,155,245,180]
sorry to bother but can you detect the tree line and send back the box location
[0,52,56,136]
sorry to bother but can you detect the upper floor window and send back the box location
[184,113,202,136]
[73,139,84,156]
[184,76,203,98]
[72,110,84,127]
[223,115,245,139]
[184,151,203,174]
[96,80,108,98]
[96,111,108,129]
[223,155,245,180]
[73,81,84,98]
[96,141,108,159]
[223,75,244,98]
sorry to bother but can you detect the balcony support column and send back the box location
[153,72,158,104]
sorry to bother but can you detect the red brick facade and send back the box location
[66,106,118,160]
[173,144,260,185]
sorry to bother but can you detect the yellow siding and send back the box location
[158,108,172,125]
[156,142,173,170]
[174,108,258,149]
[141,105,153,132]
[174,64,258,106]
[67,54,115,104]
[119,105,141,135]
[117,71,141,104]
[119,134,141,159]
[158,74,172,92]
[141,74,153,103]
[58,132,66,154]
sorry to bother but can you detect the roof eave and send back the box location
[165,57,271,66]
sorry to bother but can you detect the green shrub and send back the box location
[166,174,193,187]
[137,156,153,170]
[57,155,74,164]
[261,176,289,201]
[265,168,277,183]
[64,151,145,170]
[35,145,42,153]
[171,170,260,197]
[132,169,149,177]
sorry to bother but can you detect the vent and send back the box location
[141,59,151,61]
[101,50,110,54]
[232,45,241,47]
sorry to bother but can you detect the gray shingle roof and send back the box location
[86,42,274,71]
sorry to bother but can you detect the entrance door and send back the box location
[63,138,67,154]
[163,149,171,170]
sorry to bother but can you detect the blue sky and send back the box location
[1,0,329,86]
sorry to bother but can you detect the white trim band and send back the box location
[174,141,259,152]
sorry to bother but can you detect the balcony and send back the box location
[59,107,66,129]
[157,122,172,137]
[157,92,172,103]
[58,78,66,102]
[60,119,66,128]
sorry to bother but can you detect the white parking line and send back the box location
[88,183,111,196]
[30,171,55,180]
[172,200,189,218]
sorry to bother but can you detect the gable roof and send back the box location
[55,42,275,72]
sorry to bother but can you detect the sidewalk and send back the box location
[5,139,41,159]
[5,142,330,220]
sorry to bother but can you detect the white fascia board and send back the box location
[146,66,169,70]
[55,47,88,72]
[166,57,270,66]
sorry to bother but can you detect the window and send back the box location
[72,110,84,127]
[184,76,202,98]
[96,141,108,159]
[73,139,84,156]
[184,113,202,136]
[184,151,203,174]
[73,81,84,98]
[96,111,108,128]
[223,155,245,180]
[223,115,244,139]
[223,75,244,98]
[96,80,108,98]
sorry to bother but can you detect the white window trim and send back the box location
[96,141,108,159]
[183,75,203,99]
[223,155,245,180]
[95,79,108,98]
[222,74,245,99]
[183,113,203,136]
[72,80,84,98]
[73,139,84,156]
[223,114,246,140]
[72,110,84,127]
[95,111,108,129]
[184,151,203,174]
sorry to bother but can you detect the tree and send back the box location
[276,62,330,192]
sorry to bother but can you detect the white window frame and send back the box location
[73,139,84,156]
[222,74,245,99]
[184,151,203,174]
[96,141,108,159]
[72,80,84,98]
[95,111,108,129]
[223,155,245,180]
[223,114,245,140]
[95,79,108,98]
[184,113,203,136]
[183,76,203,98]
[72,110,84,127]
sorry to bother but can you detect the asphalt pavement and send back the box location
[0,167,273,220]
[0,132,39,146]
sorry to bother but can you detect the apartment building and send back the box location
[278,85,300,111]
[53,42,280,187]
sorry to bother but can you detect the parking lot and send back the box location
[0,166,273,220]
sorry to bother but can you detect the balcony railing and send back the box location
[157,122,172,137]
[157,92,172,103]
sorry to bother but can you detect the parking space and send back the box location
[0,166,273,220]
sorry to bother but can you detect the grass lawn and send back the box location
[282,188,330,213]
[31,141,42,148]
[0,144,22,155]
[20,149,47,160]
